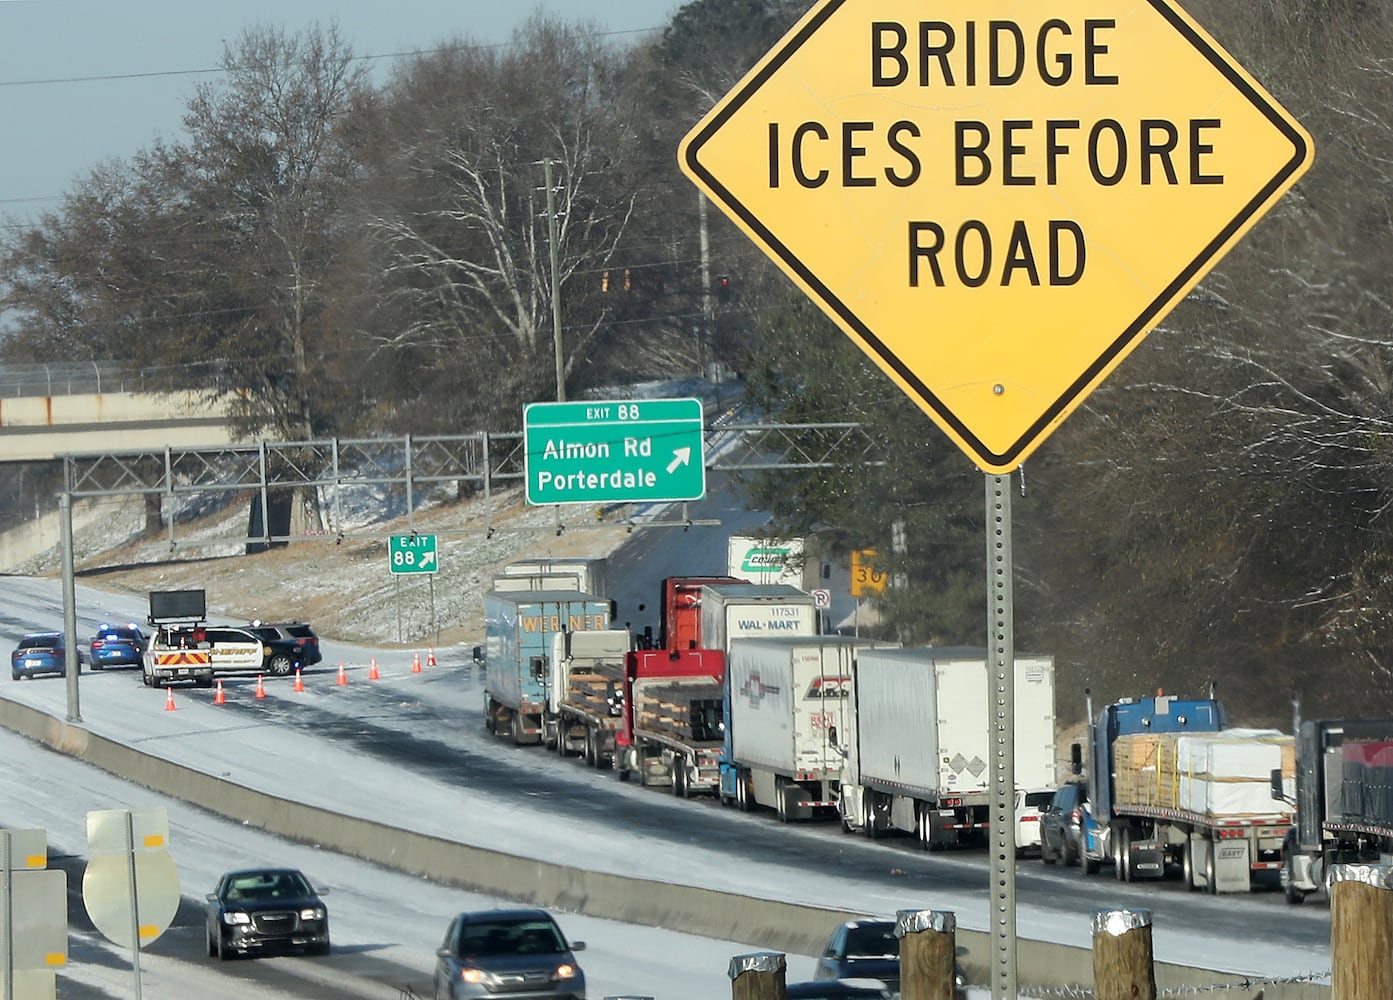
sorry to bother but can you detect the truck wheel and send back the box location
[862,795,881,839]
[736,771,750,811]
[775,780,791,822]
[510,711,526,745]
[1283,854,1306,905]
[1116,829,1133,883]
[673,763,689,798]
[1082,850,1099,875]
[1205,844,1218,894]
[583,729,597,765]
[484,698,495,734]
[1182,839,1200,891]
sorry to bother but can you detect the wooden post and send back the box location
[1331,864,1393,999]
[729,952,785,1000]
[1091,908,1156,1000]
[897,908,957,1000]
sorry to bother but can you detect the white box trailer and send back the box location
[840,646,1056,848]
[498,557,609,600]
[723,635,886,822]
[698,583,817,654]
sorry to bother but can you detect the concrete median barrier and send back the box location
[0,697,1328,998]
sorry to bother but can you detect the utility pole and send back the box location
[544,157,565,402]
[699,192,712,379]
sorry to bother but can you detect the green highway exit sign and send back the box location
[524,398,706,505]
[389,534,439,574]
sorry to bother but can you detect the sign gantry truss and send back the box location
[60,422,878,546]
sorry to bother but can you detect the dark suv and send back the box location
[246,622,322,675]
[1040,779,1089,867]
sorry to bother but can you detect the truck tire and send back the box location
[484,697,495,734]
[775,780,791,822]
[1082,850,1099,875]
[510,710,526,746]
[1182,839,1199,891]
[1283,853,1306,905]
[736,770,751,811]
[1205,844,1218,894]
[673,763,689,798]
[1116,829,1133,883]
[862,794,881,840]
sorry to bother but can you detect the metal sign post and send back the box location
[986,473,1017,998]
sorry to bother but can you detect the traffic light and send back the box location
[716,274,732,303]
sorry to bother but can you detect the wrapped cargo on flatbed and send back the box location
[1112,729,1295,819]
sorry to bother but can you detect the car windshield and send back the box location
[1024,791,1054,808]
[225,871,313,901]
[18,636,59,650]
[458,919,565,957]
[844,924,897,958]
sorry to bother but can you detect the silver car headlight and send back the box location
[300,907,325,920]
[461,967,503,987]
[222,912,251,925]
[552,963,579,981]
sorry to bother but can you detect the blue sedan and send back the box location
[89,623,147,670]
[12,632,84,680]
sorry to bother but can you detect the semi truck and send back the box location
[655,575,747,651]
[614,646,727,797]
[698,583,818,654]
[720,635,875,822]
[480,590,611,745]
[838,647,1056,848]
[1276,717,1393,904]
[1082,690,1294,892]
[545,629,631,766]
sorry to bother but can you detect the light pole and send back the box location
[544,157,565,402]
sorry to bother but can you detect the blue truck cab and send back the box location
[1079,691,1227,874]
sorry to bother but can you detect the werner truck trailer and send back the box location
[481,590,610,745]
[720,635,878,821]
[838,647,1056,848]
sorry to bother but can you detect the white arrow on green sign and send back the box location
[524,398,706,505]
[390,534,439,574]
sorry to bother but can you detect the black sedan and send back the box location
[205,867,330,959]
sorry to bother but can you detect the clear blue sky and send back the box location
[0,1,683,216]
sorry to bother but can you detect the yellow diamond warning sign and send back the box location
[680,0,1313,473]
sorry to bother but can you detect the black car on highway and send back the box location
[813,918,967,1000]
[205,867,330,959]
[245,621,322,675]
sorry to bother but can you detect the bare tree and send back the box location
[361,17,639,424]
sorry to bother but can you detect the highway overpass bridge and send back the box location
[0,363,239,462]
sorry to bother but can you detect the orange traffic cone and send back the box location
[293,670,305,693]
[164,687,177,711]
[337,662,348,686]
[254,674,266,699]
[368,657,380,681]
[427,647,437,668]
[213,679,226,705]
[412,651,422,674]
